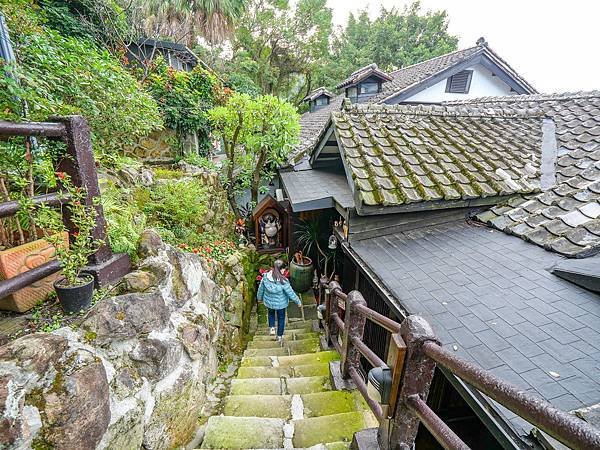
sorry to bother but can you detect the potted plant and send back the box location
[36,171,102,314]
[0,139,67,312]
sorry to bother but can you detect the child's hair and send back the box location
[272,259,288,284]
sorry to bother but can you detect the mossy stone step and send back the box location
[237,363,330,379]
[285,376,331,394]
[237,366,294,379]
[278,351,339,367]
[254,326,311,337]
[292,412,376,448]
[241,351,339,368]
[252,331,319,342]
[258,320,314,331]
[286,338,321,355]
[301,391,369,418]
[223,395,292,419]
[201,416,284,449]
[243,347,289,358]
[247,336,320,349]
[230,378,283,395]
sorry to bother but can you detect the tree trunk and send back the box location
[250,148,268,206]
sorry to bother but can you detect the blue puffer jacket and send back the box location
[257,271,301,310]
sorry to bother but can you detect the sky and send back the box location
[326,0,600,93]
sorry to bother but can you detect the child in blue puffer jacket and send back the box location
[257,259,301,342]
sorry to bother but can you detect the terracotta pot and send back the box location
[0,232,69,312]
[54,274,94,314]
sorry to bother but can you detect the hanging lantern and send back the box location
[328,234,338,250]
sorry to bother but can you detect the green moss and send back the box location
[285,376,331,394]
[201,416,284,449]
[293,411,366,447]
[84,330,97,343]
[115,311,126,321]
[301,391,361,417]
[230,378,282,395]
[278,351,340,368]
[223,395,292,419]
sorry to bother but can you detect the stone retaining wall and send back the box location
[0,230,251,450]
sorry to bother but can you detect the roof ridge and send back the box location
[446,90,600,104]
[337,102,546,119]
[389,45,480,74]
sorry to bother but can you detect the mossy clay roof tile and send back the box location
[332,103,543,208]
[470,92,600,258]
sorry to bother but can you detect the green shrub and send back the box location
[101,182,147,262]
[144,58,223,155]
[0,0,162,163]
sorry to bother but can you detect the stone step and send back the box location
[252,332,319,342]
[292,411,378,448]
[247,336,320,349]
[223,394,292,419]
[243,339,322,358]
[230,376,331,396]
[301,391,370,418]
[222,391,369,420]
[200,416,284,449]
[237,363,330,379]
[241,351,339,368]
[258,320,314,331]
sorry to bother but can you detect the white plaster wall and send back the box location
[402,64,516,103]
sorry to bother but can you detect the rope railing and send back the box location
[319,277,600,450]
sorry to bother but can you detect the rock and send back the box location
[176,161,204,176]
[123,270,157,292]
[82,292,170,343]
[180,324,210,360]
[0,335,110,449]
[140,168,154,186]
[130,338,183,380]
[138,229,166,258]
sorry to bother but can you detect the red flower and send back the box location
[256,275,263,281]
[192,248,198,254]
[55,171,66,180]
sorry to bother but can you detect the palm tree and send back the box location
[140,0,246,45]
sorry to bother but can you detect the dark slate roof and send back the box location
[332,103,544,209]
[303,86,335,102]
[466,92,600,257]
[280,168,355,211]
[350,220,600,439]
[335,63,392,90]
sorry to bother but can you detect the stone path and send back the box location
[200,301,377,449]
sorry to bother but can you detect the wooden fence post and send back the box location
[387,315,439,450]
[341,290,367,379]
[52,115,130,286]
[327,280,343,347]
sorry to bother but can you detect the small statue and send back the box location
[259,213,281,247]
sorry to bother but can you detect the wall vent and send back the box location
[445,70,473,94]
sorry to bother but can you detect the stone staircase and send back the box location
[200,298,377,449]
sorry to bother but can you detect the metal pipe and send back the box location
[422,341,600,450]
[0,192,65,218]
[406,394,470,450]
[332,312,345,330]
[0,121,66,137]
[349,366,384,422]
[0,260,61,300]
[355,303,401,333]
[350,334,386,368]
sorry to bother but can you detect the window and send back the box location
[445,70,473,94]
[347,86,358,99]
[359,82,380,95]
[315,97,329,106]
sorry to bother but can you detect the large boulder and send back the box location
[0,334,110,450]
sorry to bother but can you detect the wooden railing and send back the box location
[319,277,600,450]
[0,116,130,301]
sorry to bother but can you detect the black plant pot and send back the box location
[53,274,95,314]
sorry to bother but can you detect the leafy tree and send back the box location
[209,93,299,215]
[134,0,247,46]
[318,2,458,89]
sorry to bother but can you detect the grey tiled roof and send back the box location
[350,220,600,438]
[289,95,344,164]
[280,168,355,211]
[335,63,392,90]
[468,92,600,257]
[303,86,335,102]
[332,103,544,209]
